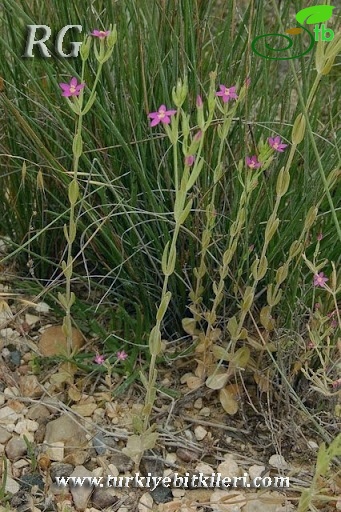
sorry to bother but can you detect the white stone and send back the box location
[268,455,288,470]
[249,465,266,480]
[172,488,186,498]
[217,456,240,478]
[0,328,17,338]
[4,387,19,397]
[34,302,50,313]
[0,406,20,423]
[199,407,211,417]
[138,492,153,512]
[307,440,319,450]
[5,476,20,494]
[46,442,64,462]
[25,313,40,326]
[14,419,39,434]
[13,459,30,469]
[165,452,177,464]
[107,464,119,477]
[194,398,203,409]
[70,465,94,511]
[194,426,208,441]
[195,462,214,474]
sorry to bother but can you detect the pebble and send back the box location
[35,301,50,313]
[20,473,44,491]
[193,398,203,409]
[91,487,119,509]
[195,462,214,474]
[92,433,107,455]
[27,404,51,421]
[5,476,20,495]
[69,465,94,511]
[176,448,199,463]
[44,413,88,450]
[109,452,133,473]
[199,407,211,417]
[217,455,240,478]
[249,465,266,480]
[268,454,288,470]
[46,442,65,462]
[25,313,40,326]
[14,419,39,434]
[194,425,207,441]
[19,375,43,398]
[5,437,27,460]
[307,440,319,450]
[0,425,12,444]
[138,492,153,512]
[0,406,21,423]
[50,462,75,480]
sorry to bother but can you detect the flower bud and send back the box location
[172,77,188,108]
[292,113,306,145]
[80,36,91,62]
[107,24,118,48]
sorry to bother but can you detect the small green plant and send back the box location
[23,435,38,473]
[0,457,10,505]
[297,433,341,512]
[57,27,117,358]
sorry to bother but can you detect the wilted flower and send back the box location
[332,378,341,389]
[268,136,288,152]
[216,84,238,103]
[313,272,328,288]
[148,105,177,127]
[317,232,323,241]
[245,155,261,169]
[91,29,110,38]
[59,77,85,97]
[185,155,195,166]
[116,350,128,361]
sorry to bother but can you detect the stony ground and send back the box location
[0,288,340,512]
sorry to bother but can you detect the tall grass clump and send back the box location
[0,0,340,464]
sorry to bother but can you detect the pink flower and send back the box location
[148,105,177,127]
[317,232,323,241]
[313,272,328,288]
[185,155,195,166]
[196,95,203,107]
[94,354,105,365]
[116,350,128,361]
[59,77,85,97]
[216,84,238,103]
[245,155,261,169]
[268,136,288,152]
[332,378,341,389]
[194,130,202,141]
[91,29,110,38]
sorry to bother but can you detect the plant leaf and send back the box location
[219,385,240,415]
[296,5,335,25]
[206,372,229,390]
